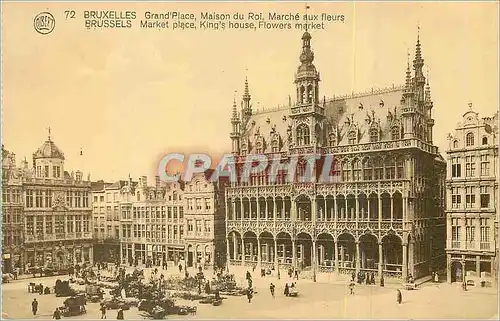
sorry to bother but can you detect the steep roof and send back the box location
[240,85,405,154]
[33,139,65,160]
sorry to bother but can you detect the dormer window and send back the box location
[256,142,263,154]
[329,132,337,146]
[391,126,400,140]
[466,132,474,146]
[453,140,459,149]
[369,128,379,143]
[271,140,279,153]
[348,130,357,145]
[296,124,310,146]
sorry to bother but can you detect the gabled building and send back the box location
[445,105,498,284]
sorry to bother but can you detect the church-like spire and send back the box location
[405,49,412,92]
[425,69,432,102]
[413,25,425,79]
[231,96,239,121]
[242,75,252,120]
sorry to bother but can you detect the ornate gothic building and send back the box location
[225,31,446,281]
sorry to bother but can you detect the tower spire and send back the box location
[405,49,412,92]
[242,72,252,121]
[413,24,424,78]
[47,127,51,141]
[425,68,432,102]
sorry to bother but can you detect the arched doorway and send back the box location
[359,234,379,271]
[296,195,312,221]
[259,231,274,266]
[451,261,463,283]
[228,231,242,261]
[243,231,258,262]
[317,233,334,269]
[276,232,292,265]
[337,233,356,269]
[296,232,313,269]
[382,234,402,274]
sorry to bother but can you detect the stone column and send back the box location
[378,195,382,227]
[257,239,261,267]
[312,241,317,282]
[256,199,260,222]
[355,241,360,274]
[89,246,93,264]
[340,245,344,267]
[378,242,383,277]
[265,200,268,220]
[402,243,408,281]
[355,195,359,222]
[232,201,236,220]
[249,200,253,220]
[476,255,481,277]
[273,238,278,270]
[241,239,245,265]
[344,197,348,220]
[334,241,339,271]
[324,198,327,221]
[273,197,277,220]
[226,239,230,267]
[334,197,338,222]
[312,197,317,223]
[240,199,244,221]
[367,197,371,222]
[390,195,394,223]
[232,235,237,260]
[402,197,407,222]
[120,242,124,264]
[292,239,297,268]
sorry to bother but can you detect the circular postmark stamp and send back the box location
[34,12,55,35]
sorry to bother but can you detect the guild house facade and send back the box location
[119,176,186,267]
[91,180,124,263]
[225,31,446,281]
[445,106,498,284]
[1,134,94,271]
[2,146,25,273]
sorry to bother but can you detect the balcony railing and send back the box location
[451,241,461,248]
[480,242,491,250]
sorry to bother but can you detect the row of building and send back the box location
[2,30,498,284]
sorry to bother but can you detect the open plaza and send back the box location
[2,265,498,319]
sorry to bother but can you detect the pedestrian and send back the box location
[294,270,299,280]
[31,298,38,315]
[52,308,61,319]
[178,263,182,273]
[100,303,107,319]
[270,283,275,298]
[117,308,124,320]
[284,283,290,297]
[349,281,355,295]
[247,287,253,303]
[351,271,356,282]
[380,274,385,287]
[397,289,402,304]
[434,272,439,283]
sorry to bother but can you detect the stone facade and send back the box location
[3,135,94,270]
[445,105,499,284]
[225,31,446,280]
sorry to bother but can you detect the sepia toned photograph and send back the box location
[1,1,498,319]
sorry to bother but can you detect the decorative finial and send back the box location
[80,147,83,156]
[417,22,420,42]
[305,3,310,31]
[468,102,473,110]
[47,127,51,141]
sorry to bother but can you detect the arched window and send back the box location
[391,126,400,140]
[341,161,350,182]
[385,157,396,179]
[256,142,263,154]
[271,140,279,153]
[348,131,357,144]
[363,158,373,180]
[329,132,337,146]
[369,128,379,143]
[296,124,310,146]
[307,85,313,103]
[299,86,306,104]
[352,159,361,181]
[482,136,488,145]
[466,132,474,146]
[453,140,459,148]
